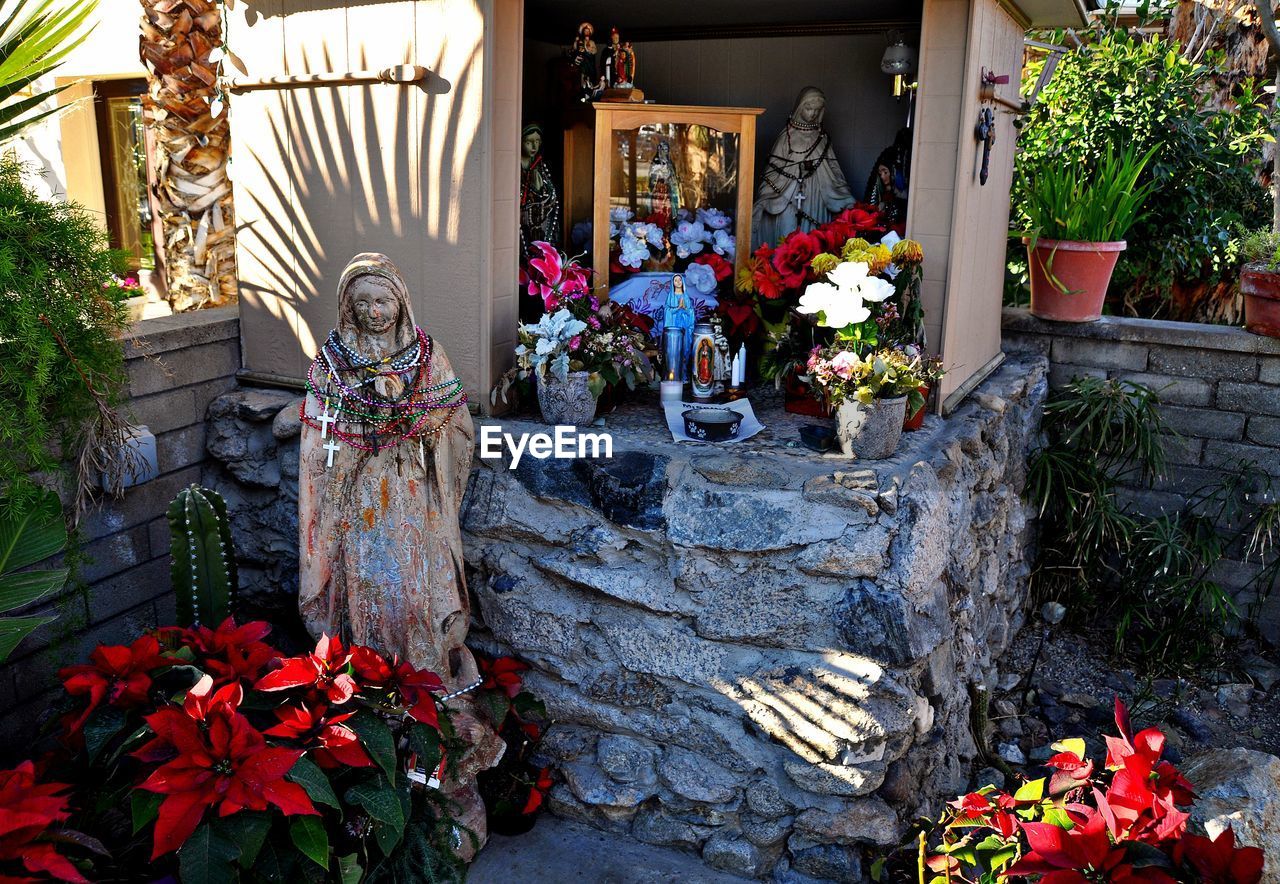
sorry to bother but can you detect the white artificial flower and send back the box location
[827,260,896,303]
[797,281,871,329]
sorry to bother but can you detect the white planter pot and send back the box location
[834,395,907,459]
[536,371,597,426]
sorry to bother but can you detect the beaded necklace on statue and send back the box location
[763,123,834,227]
[300,325,467,461]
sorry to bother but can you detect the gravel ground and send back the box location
[980,626,1280,781]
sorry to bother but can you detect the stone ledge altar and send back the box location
[203,353,1048,882]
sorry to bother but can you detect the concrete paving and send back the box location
[469,816,752,883]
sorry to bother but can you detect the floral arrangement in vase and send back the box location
[499,242,654,422]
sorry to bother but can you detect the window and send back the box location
[92,79,160,279]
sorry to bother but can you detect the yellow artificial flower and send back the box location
[891,239,925,265]
[864,244,893,275]
[810,252,840,276]
[841,238,872,262]
[735,265,756,294]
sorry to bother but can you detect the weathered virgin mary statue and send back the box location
[298,253,502,852]
[752,86,855,249]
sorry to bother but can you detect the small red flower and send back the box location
[136,677,317,859]
[255,634,357,705]
[477,656,528,700]
[264,702,372,769]
[770,230,823,289]
[161,618,277,686]
[59,635,170,736]
[693,252,733,282]
[522,767,553,815]
[0,761,88,883]
[1178,827,1264,884]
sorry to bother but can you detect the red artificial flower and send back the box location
[522,767,553,815]
[770,230,823,290]
[136,677,317,859]
[815,219,858,252]
[612,303,655,336]
[834,204,887,235]
[1178,827,1264,884]
[255,634,357,705]
[693,252,733,282]
[477,656,528,699]
[717,298,761,345]
[524,242,592,309]
[0,761,88,883]
[60,635,170,736]
[264,702,372,769]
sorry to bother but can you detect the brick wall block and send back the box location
[79,465,202,540]
[1157,405,1245,441]
[86,558,169,625]
[128,387,197,436]
[1118,372,1213,407]
[1147,345,1259,382]
[1159,434,1203,466]
[1246,415,1280,448]
[127,340,240,398]
[1217,381,1280,416]
[1048,363,1106,389]
[79,524,152,584]
[1260,355,1280,386]
[1201,440,1280,478]
[1050,337,1149,371]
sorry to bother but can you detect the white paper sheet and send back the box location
[663,398,765,444]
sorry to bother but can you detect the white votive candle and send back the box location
[660,380,683,403]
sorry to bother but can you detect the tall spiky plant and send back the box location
[167,484,237,627]
[0,0,97,142]
[138,0,238,310]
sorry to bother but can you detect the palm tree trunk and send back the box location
[138,0,237,311]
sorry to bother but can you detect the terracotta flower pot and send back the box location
[1241,264,1280,338]
[903,385,929,431]
[536,371,597,426]
[1025,237,1126,323]
[834,396,907,459]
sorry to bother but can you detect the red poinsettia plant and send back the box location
[924,700,1264,884]
[473,653,554,833]
[0,760,106,882]
[44,619,477,882]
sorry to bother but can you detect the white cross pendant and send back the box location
[323,437,341,468]
[317,400,337,438]
[794,190,806,207]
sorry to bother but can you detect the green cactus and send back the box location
[167,484,238,627]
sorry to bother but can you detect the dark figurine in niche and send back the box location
[864,128,913,228]
[601,27,622,88]
[568,21,599,102]
[519,122,560,256]
[618,40,637,88]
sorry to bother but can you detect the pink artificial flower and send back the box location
[831,350,859,380]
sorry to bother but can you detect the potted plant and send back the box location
[808,346,926,459]
[902,347,946,431]
[473,654,553,838]
[1019,145,1157,322]
[497,243,653,423]
[1238,228,1280,338]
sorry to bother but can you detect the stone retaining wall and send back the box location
[1002,308,1280,637]
[203,354,1048,882]
[0,308,240,743]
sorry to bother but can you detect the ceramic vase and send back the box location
[536,371,597,426]
[834,395,907,459]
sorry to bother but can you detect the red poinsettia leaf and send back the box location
[261,779,318,817]
[1114,697,1134,743]
[20,842,88,884]
[150,788,214,859]
[254,657,321,692]
[521,787,544,815]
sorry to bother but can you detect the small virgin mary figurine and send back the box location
[298,253,503,853]
[752,86,855,249]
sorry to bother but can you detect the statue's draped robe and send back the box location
[297,253,501,856]
[752,92,855,249]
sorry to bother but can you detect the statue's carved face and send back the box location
[349,276,400,336]
[879,163,893,185]
[522,131,542,160]
[797,94,825,124]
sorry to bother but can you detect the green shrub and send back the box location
[1029,377,1280,672]
[1019,144,1157,244]
[1012,30,1270,314]
[0,155,130,510]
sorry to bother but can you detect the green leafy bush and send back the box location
[1012,30,1270,314]
[0,155,130,510]
[1019,144,1157,243]
[1028,377,1280,671]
